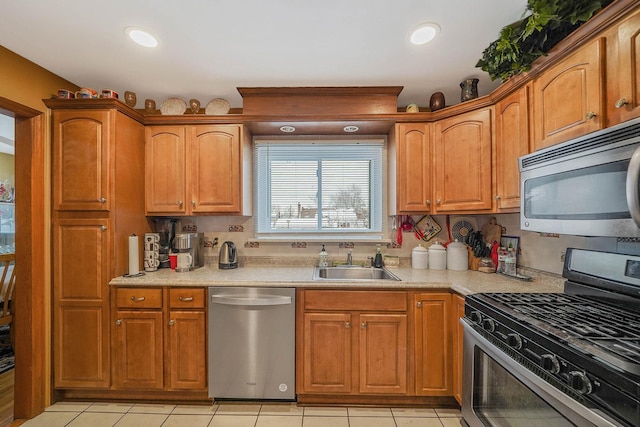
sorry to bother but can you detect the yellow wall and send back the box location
[0,45,78,111]
[0,152,14,190]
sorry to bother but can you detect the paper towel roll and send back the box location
[128,234,139,275]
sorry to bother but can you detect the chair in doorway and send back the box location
[0,253,16,349]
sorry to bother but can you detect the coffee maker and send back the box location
[154,218,178,268]
[172,232,204,270]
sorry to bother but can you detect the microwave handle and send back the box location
[627,145,640,228]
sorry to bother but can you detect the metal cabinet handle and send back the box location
[178,200,183,206]
[585,111,597,120]
[495,195,501,200]
[615,98,629,109]
[361,322,367,329]
[99,197,106,203]
[417,301,422,308]
[436,199,441,205]
[115,319,122,325]
[345,322,351,329]
[179,296,194,302]
[191,201,196,207]
[168,320,175,326]
[130,296,146,302]
[100,225,107,231]
[426,200,431,205]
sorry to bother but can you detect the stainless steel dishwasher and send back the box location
[208,287,295,400]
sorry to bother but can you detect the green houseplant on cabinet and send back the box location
[477,0,614,81]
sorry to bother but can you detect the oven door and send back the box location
[461,320,621,427]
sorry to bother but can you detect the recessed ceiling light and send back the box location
[125,27,158,48]
[410,23,440,45]
[280,125,296,133]
[343,125,359,133]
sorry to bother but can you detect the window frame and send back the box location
[253,137,387,241]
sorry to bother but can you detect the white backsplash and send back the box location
[174,213,638,275]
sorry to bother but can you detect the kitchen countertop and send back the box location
[110,265,564,296]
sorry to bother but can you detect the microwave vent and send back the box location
[521,118,640,170]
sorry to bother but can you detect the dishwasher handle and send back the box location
[210,294,292,306]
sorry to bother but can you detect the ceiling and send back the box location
[0,0,528,111]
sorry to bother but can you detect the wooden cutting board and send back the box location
[482,221,502,245]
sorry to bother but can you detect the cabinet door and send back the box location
[495,86,530,210]
[452,294,465,405]
[53,110,111,211]
[190,125,241,213]
[53,219,111,388]
[610,9,640,124]
[533,38,604,150]
[302,312,352,393]
[168,311,206,390]
[434,109,492,212]
[359,313,407,394]
[414,292,451,396]
[396,123,432,212]
[145,126,188,214]
[114,310,164,390]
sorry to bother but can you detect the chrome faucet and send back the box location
[346,250,352,265]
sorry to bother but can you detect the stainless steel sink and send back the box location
[312,266,401,281]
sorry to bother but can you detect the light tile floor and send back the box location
[21,402,465,427]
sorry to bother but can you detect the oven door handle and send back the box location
[626,144,640,228]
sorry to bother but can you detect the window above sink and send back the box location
[254,138,386,240]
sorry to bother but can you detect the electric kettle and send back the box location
[218,241,238,269]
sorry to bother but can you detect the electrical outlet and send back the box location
[560,251,566,262]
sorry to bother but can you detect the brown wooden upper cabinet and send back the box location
[53,110,112,211]
[145,124,251,215]
[495,86,531,211]
[532,38,605,151]
[433,108,493,212]
[395,123,432,213]
[607,8,640,126]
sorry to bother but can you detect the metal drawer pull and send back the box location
[100,225,107,231]
[585,111,597,120]
[169,320,175,326]
[345,322,351,329]
[615,98,629,109]
[179,296,194,302]
[130,296,146,302]
[99,197,106,203]
[115,319,122,325]
[361,322,367,329]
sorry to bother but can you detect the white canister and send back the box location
[411,244,429,269]
[428,242,447,270]
[447,240,469,271]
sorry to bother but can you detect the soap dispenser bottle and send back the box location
[319,245,329,267]
[373,244,384,268]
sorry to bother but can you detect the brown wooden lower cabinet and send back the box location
[414,292,451,396]
[452,293,465,404]
[297,288,458,406]
[113,287,207,392]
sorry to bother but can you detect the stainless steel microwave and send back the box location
[520,116,640,237]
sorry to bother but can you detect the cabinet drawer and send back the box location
[303,290,407,311]
[169,288,205,309]
[116,288,163,309]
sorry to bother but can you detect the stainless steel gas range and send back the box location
[462,248,640,427]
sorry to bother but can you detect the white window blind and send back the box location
[254,140,384,237]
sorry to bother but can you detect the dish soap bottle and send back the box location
[319,245,329,267]
[373,244,384,268]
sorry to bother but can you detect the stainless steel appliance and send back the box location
[519,116,640,237]
[208,287,295,400]
[462,248,640,427]
[218,241,238,269]
[172,232,204,270]
[154,218,178,268]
